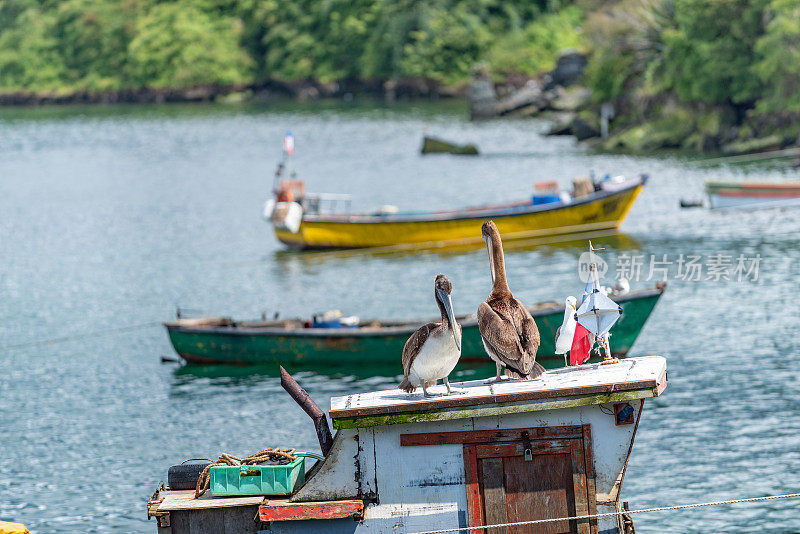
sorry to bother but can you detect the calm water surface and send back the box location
[1,101,799,533]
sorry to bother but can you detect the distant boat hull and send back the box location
[273,176,646,249]
[165,286,664,369]
[706,181,800,209]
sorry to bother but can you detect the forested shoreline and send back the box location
[0,0,580,97]
[1,0,798,153]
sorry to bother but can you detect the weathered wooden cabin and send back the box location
[148,355,667,533]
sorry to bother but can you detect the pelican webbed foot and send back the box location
[442,377,466,395]
[484,362,508,384]
[421,383,443,398]
[484,377,509,385]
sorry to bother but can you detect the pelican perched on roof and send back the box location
[399,274,462,396]
[477,220,544,382]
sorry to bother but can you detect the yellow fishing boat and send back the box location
[265,175,647,250]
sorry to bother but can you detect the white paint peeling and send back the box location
[291,428,359,502]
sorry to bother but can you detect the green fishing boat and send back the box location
[165,285,665,369]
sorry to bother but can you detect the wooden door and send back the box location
[462,427,596,534]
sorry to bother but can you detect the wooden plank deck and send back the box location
[154,490,364,522]
[330,356,667,422]
[156,490,265,512]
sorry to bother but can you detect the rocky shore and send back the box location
[468,50,800,158]
[0,77,465,107]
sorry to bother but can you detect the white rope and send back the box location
[406,492,800,534]
[693,146,800,165]
[0,321,162,351]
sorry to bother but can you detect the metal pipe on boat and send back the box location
[279,366,334,456]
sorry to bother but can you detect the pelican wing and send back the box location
[401,323,436,374]
[478,302,531,374]
[513,298,540,360]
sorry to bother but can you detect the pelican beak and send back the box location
[484,235,495,284]
[437,288,461,352]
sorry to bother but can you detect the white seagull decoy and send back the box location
[555,296,578,365]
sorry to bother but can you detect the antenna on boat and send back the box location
[273,130,294,191]
[588,240,605,253]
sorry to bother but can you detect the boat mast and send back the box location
[587,241,618,365]
[273,130,294,193]
[273,145,287,193]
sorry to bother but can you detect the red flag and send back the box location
[570,323,592,366]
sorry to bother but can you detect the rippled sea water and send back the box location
[1,101,799,533]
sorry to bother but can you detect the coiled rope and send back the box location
[194,447,297,498]
[407,492,800,534]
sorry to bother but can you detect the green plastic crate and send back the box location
[209,457,305,497]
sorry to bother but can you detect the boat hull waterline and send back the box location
[165,286,664,368]
[273,177,646,249]
[706,181,800,209]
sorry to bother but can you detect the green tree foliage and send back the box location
[486,6,584,79]
[247,0,375,83]
[0,0,795,127]
[0,3,66,91]
[584,0,800,148]
[0,0,580,93]
[246,0,569,85]
[127,3,252,88]
[583,0,672,102]
[399,4,492,85]
[654,0,768,105]
[753,0,800,112]
[53,0,134,90]
[584,0,797,114]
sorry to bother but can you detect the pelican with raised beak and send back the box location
[399,274,462,396]
[477,220,544,382]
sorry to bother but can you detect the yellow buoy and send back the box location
[0,521,30,534]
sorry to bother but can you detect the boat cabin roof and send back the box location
[329,356,667,428]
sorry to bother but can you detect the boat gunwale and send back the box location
[712,190,800,198]
[163,286,665,339]
[299,175,646,225]
[705,181,800,191]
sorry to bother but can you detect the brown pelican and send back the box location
[477,220,544,382]
[399,274,462,396]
